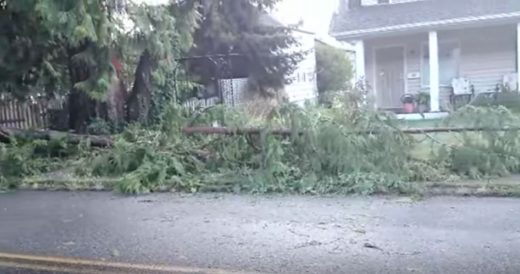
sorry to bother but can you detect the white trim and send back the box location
[396,112,449,121]
[354,40,366,81]
[429,31,440,112]
[517,23,520,90]
[372,44,407,109]
[332,12,520,39]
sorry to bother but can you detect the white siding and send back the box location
[285,31,319,106]
[443,26,516,94]
[363,24,516,110]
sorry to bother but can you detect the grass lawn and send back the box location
[399,119,444,129]
[410,132,460,160]
[398,118,464,161]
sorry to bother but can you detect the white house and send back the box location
[284,29,319,106]
[184,14,321,109]
[330,0,520,117]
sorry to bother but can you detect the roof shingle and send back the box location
[330,0,520,37]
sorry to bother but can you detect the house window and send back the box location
[421,41,461,87]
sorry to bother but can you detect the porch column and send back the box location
[429,31,440,112]
[517,23,520,91]
[354,40,366,82]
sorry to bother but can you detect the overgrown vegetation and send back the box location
[3,87,520,195]
[0,0,299,132]
[3,1,520,195]
[440,106,520,179]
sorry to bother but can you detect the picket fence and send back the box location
[0,98,49,129]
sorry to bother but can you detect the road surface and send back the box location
[1,191,520,273]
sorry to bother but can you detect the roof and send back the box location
[315,35,355,52]
[330,0,520,39]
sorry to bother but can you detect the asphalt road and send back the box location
[1,191,520,273]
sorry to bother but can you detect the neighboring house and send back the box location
[330,0,520,115]
[284,29,319,106]
[183,14,319,109]
[258,14,319,106]
[315,36,356,58]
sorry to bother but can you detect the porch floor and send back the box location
[396,112,449,121]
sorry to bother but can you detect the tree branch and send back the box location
[0,127,113,147]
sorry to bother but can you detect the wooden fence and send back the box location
[0,99,48,129]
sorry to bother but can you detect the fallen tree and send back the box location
[0,127,113,147]
[3,125,519,149]
[182,126,520,136]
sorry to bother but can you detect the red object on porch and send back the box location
[403,103,415,113]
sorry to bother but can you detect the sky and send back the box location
[272,0,340,35]
[138,0,340,36]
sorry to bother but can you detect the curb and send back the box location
[4,177,520,198]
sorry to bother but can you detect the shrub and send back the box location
[442,106,520,178]
[471,90,520,112]
[87,118,113,135]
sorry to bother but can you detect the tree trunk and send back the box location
[106,74,127,126]
[68,89,97,133]
[67,45,98,133]
[127,50,152,124]
[0,126,113,147]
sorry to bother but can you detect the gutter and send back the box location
[331,12,520,39]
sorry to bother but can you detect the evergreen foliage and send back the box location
[0,0,200,130]
[188,0,302,95]
[0,0,301,129]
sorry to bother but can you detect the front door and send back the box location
[375,46,405,110]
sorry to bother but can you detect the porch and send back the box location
[354,23,520,115]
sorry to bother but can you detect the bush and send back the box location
[471,91,520,112]
[442,106,520,178]
[316,43,353,95]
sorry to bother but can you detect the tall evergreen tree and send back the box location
[0,0,67,97]
[124,0,200,123]
[189,0,302,96]
[0,0,199,131]
[0,0,121,131]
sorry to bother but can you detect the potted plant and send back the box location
[416,92,430,113]
[401,94,415,113]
